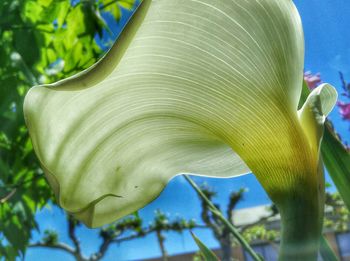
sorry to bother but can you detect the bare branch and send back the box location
[68,217,82,255]
[30,241,89,261]
[227,189,245,220]
[112,223,207,245]
[0,189,16,203]
[114,228,156,244]
[156,230,168,261]
[92,238,113,261]
[29,242,76,257]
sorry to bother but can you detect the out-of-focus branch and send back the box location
[156,230,168,261]
[199,186,222,238]
[110,225,209,245]
[68,216,82,256]
[227,189,245,221]
[0,189,16,203]
[113,227,156,244]
[29,219,87,261]
[29,242,82,260]
[30,212,206,261]
[92,237,113,261]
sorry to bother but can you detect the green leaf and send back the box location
[21,1,43,23]
[191,232,219,261]
[46,48,57,65]
[0,243,17,261]
[66,5,86,38]
[0,202,29,254]
[13,30,41,67]
[0,0,109,256]
[118,0,136,10]
[320,236,340,261]
[103,0,136,20]
[104,3,121,21]
[56,1,70,27]
[322,123,350,210]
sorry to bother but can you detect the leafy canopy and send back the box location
[0,0,136,258]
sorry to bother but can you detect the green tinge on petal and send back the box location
[295,84,337,221]
[25,0,308,227]
[298,83,337,156]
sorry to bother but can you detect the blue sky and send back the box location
[25,0,350,260]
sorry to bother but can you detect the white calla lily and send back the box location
[24,0,337,259]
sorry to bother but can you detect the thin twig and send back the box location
[29,242,89,261]
[0,189,16,203]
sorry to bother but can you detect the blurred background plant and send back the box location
[338,73,350,130]
[0,0,137,258]
[29,211,201,261]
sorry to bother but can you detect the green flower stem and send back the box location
[277,191,323,261]
[184,175,263,261]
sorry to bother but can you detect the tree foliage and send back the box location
[0,0,136,259]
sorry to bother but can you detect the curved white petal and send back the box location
[24,0,307,227]
[298,83,337,155]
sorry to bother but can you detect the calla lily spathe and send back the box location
[24,0,336,234]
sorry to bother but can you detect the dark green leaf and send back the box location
[322,123,350,210]
[191,232,219,261]
[320,236,340,261]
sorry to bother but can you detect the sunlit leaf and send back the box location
[56,1,70,28]
[104,3,122,21]
[118,0,136,10]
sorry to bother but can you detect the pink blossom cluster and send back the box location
[337,102,350,120]
[304,71,322,89]
[338,72,350,121]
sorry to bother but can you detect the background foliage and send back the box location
[0,0,136,258]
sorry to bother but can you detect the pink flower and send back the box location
[338,101,350,120]
[304,71,322,89]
